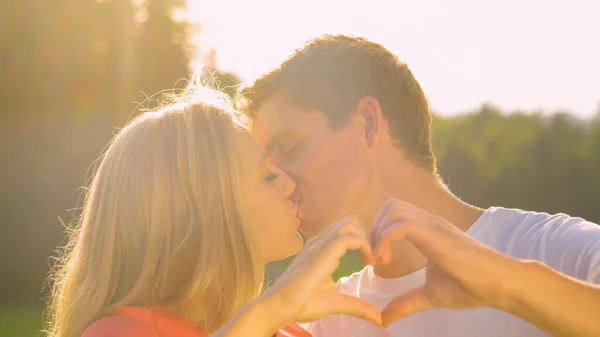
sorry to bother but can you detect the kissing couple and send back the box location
[47,35,600,337]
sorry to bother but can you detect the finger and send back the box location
[292,217,374,274]
[371,200,421,244]
[320,216,376,265]
[371,199,395,238]
[300,216,355,255]
[372,201,442,262]
[375,215,463,266]
[318,234,375,275]
[373,220,414,260]
[334,216,370,239]
[332,217,375,265]
[304,215,364,250]
[360,249,376,267]
[381,286,434,327]
[329,234,375,267]
[371,199,409,243]
[291,234,375,296]
[301,224,337,250]
[328,295,383,327]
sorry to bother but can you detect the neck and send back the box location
[357,156,484,279]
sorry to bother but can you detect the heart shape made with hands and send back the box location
[276,199,508,329]
[341,199,508,328]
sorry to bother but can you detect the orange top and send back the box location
[81,306,311,337]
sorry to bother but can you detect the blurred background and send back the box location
[1,0,599,336]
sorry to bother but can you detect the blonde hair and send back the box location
[46,84,264,337]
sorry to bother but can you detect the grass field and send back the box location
[0,305,45,337]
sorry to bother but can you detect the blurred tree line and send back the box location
[433,104,600,224]
[0,0,238,309]
[1,0,599,318]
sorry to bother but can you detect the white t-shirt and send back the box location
[307,207,600,337]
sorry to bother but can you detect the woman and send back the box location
[46,84,381,337]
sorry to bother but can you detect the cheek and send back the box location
[299,139,371,214]
[247,186,290,229]
[245,188,271,235]
[302,138,369,186]
[247,189,272,223]
[248,189,301,261]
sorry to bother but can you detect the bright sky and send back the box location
[186,0,600,118]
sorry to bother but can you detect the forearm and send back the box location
[501,260,600,337]
[211,297,286,337]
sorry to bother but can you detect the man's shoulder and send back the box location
[472,207,596,241]
[477,207,600,273]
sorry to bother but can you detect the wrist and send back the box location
[250,291,295,334]
[495,258,547,314]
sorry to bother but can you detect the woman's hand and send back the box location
[262,215,382,328]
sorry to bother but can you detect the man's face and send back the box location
[252,91,373,238]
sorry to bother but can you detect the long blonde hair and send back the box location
[46,89,264,337]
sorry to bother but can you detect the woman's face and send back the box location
[235,130,303,263]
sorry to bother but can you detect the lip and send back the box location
[294,197,303,219]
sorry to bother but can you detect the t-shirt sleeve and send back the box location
[81,315,158,337]
[581,240,600,283]
[535,215,600,284]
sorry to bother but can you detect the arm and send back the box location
[502,259,600,337]
[214,216,381,337]
[372,199,600,336]
[211,298,283,337]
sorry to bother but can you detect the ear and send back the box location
[356,96,384,148]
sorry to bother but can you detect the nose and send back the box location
[275,169,297,199]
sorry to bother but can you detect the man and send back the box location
[239,35,600,336]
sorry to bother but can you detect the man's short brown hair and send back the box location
[238,34,436,172]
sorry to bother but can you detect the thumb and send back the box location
[381,286,434,327]
[328,294,383,327]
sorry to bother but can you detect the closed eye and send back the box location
[264,172,279,182]
[279,142,299,157]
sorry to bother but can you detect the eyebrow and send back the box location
[264,129,295,155]
[257,152,268,169]
[256,132,285,170]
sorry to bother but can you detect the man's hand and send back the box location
[371,199,600,337]
[371,199,520,326]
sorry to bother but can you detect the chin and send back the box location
[299,223,325,239]
[265,232,303,263]
[287,231,303,255]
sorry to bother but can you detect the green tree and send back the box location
[432,105,600,223]
[134,0,191,111]
[0,0,137,123]
[0,0,195,309]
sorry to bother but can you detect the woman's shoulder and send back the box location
[82,306,310,337]
[81,314,156,337]
[82,306,207,337]
[277,323,312,337]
